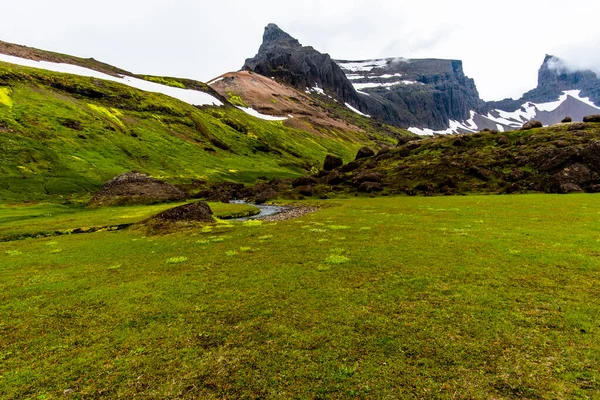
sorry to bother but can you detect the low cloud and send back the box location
[550,39,600,76]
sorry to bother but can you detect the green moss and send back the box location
[0,87,12,107]
[226,90,249,107]
[138,75,186,88]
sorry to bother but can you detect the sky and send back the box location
[2,0,599,101]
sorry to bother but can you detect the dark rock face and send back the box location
[521,120,543,130]
[153,201,214,222]
[88,171,187,207]
[323,154,343,171]
[337,58,486,130]
[243,24,362,108]
[562,116,572,123]
[355,147,375,160]
[488,55,600,117]
[243,24,484,131]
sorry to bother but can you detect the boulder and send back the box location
[323,154,343,171]
[559,183,583,193]
[295,185,314,196]
[358,182,383,193]
[292,176,318,188]
[325,170,344,185]
[339,161,362,173]
[88,171,187,207]
[567,122,586,131]
[153,201,213,222]
[352,172,384,186]
[583,114,600,123]
[468,166,492,181]
[521,120,543,130]
[255,188,278,204]
[355,147,376,160]
[561,116,572,123]
[551,163,591,193]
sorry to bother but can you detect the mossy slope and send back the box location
[0,61,379,202]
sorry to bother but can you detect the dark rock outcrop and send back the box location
[550,163,591,193]
[323,154,343,171]
[243,24,485,131]
[153,201,214,222]
[355,147,375,160]
[88,171,187,207]
[243,24,362,109]
[562,116,572,123]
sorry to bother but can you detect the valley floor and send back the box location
[1,195,599,398]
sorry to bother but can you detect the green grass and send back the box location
[1,194,599,398]
[0,201,258,241]
[0,61,377,202]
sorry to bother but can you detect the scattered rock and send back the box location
[292,176,318,188]
[358,182,383,193]
[88,171,187,207]
[260,206,318,221]
[352,172,384,186]
[153,201,214,222]
[295,185,314,196]
[339,161,362,173]
[325,170,343,185]
[583,114,600,123]
[496,136,510,145]
[355,146,375,160]
[323,154,343,171]
[521,120,543,130]
[568,122,586,131]
[559,183,583,193]
[551,163,591,193]
[468,166,492,181]
[561,116,572,123]
[255,188,278,204]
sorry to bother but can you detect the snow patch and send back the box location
[345,103,370,118]
[236,106,288,121]
[0,53,223,106]
[207,77,224,85]
[337,59,388,72]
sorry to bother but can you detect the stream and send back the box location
[228,200,288,220]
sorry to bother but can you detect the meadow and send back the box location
[1,194,599,398]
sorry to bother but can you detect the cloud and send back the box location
[549,39,600,76]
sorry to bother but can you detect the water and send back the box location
[228,200,287,220]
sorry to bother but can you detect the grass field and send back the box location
[1,194,599,398]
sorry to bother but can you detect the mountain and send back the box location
[0,41,386,202]
[242,24,486,131]
[335,57,485,130]
[242,25,600,135]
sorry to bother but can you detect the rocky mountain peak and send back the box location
[262,23,300,47]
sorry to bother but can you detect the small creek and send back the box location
[228,200,288,221]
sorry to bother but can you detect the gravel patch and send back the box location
[259,206,319,221]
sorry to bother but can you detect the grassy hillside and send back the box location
[1,195,599,398]
[0,61,381,202]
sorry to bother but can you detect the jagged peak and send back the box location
[262,23,300,47]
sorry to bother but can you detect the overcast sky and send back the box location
[2,0,599,101]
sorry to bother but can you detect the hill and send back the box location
[0,44,396,202]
